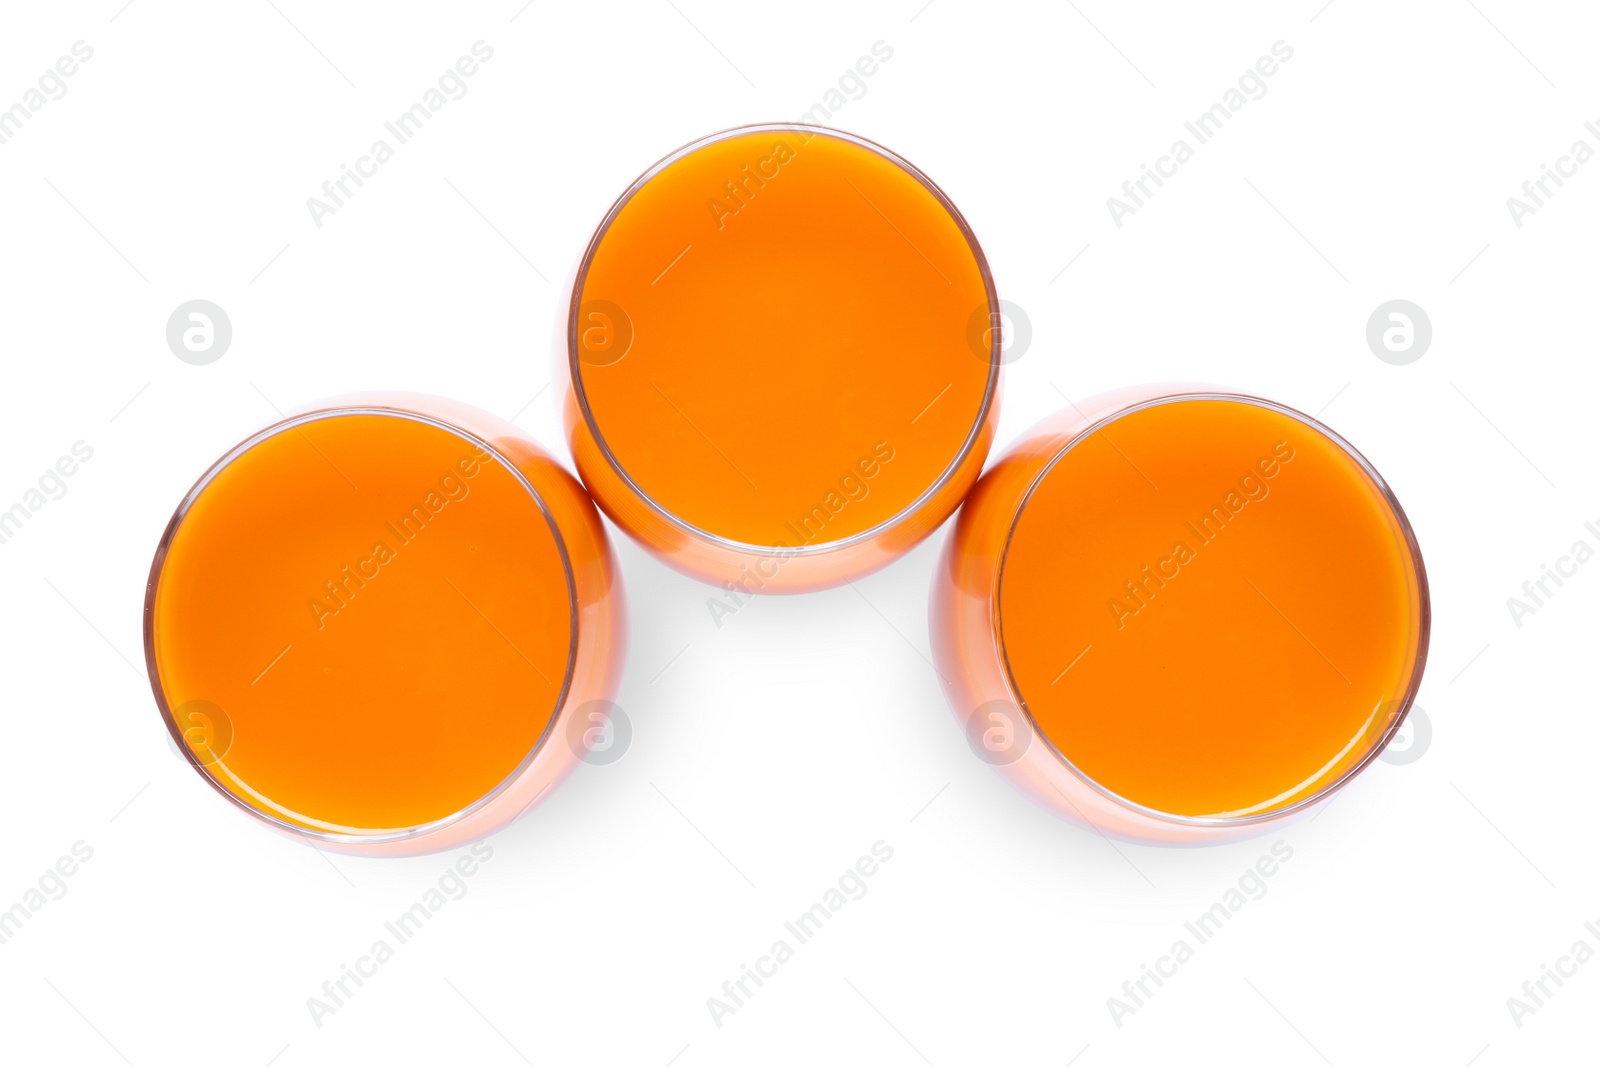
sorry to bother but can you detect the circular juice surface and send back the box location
[574,128,994,548]
[999,398,1423,819]
[149,412,574,834]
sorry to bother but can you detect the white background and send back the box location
[1,2,1596,1064]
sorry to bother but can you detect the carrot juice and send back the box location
[144,394,624,855]
[931,388,1429,842]
[564,124,1001,592]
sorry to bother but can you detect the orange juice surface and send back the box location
[998,398,1424,818]
[573,128,994,548]
[149,413,574,833]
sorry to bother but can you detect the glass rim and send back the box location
[142,404,583,845]
[993,390,1433,828]
[567,121,1003,559]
